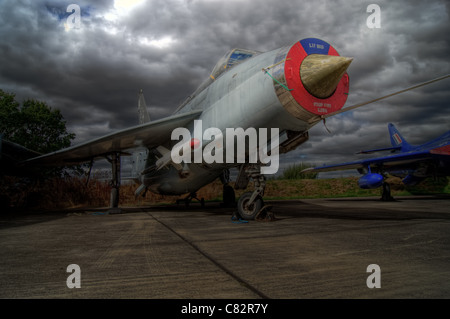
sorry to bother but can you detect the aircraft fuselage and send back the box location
[141,38,351,195]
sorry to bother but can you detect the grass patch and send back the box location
[1,175,449,211]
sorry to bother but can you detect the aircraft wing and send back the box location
[23,110,202,166]
[303,150,438,174]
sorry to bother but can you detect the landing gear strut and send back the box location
[177,192,205,207]
[106,152,122,214]
[220,169,236,208]
[381,182,394,201]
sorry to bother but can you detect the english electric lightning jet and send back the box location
[302,123,450,200]
[15,38,449,219]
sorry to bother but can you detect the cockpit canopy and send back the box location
[210,48,261,79]
[173,48,261,114]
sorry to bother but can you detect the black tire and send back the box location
[223,185,236,207]
[237,192,263,220]
[381,182,393,201]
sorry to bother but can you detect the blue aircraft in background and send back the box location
[303,123,450,200]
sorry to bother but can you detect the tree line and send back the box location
[0,89,75,153]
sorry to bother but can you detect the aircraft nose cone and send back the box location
[300,54,353,99]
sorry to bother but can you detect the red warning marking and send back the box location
[190,138,201,149]
[284,39,349,116]
[430,144,450,155]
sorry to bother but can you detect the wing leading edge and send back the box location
[23,110,203,166]
[302,150,434,174]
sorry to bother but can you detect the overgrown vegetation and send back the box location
[2,175,448,211]
[279,163,318,180]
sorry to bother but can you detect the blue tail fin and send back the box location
[388,123,412,152]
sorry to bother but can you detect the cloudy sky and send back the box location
[0,0,449,176]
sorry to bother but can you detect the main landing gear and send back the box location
[220,169,236,208]
[176,192,205,207]
[381,182,394,201]
[106,152,122,214]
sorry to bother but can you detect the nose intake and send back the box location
[275,38,352,121]
[300,54,353,99]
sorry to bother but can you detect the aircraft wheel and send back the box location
[237,192,263,220]
[381,182,393,201]
[223,185,236,207]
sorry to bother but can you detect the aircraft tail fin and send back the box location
[388,123,412,152]
[138,89,151,124]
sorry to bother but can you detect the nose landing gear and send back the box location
[235,165,274,221]
[237,191,264,220]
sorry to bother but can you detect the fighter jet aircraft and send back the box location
[302,123,450,200]
[18,37,449,218]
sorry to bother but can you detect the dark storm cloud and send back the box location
[0,0,448,171]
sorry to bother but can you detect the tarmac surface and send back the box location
[1,195,450,299]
